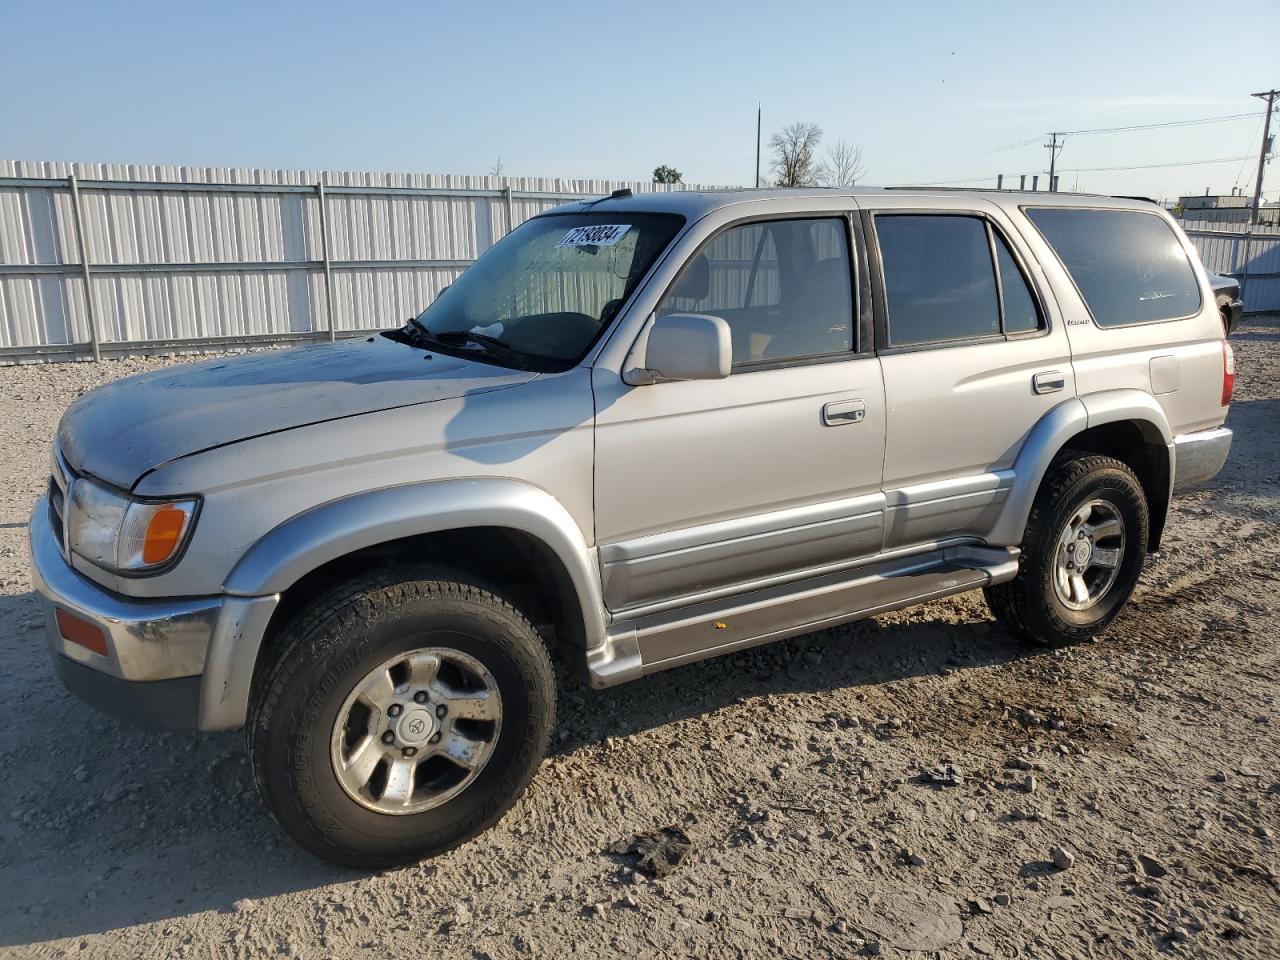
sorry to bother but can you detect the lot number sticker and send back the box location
[557,224,632,247]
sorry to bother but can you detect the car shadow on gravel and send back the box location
[548,606,1038,757]
[0,602,352,950]
[0,596,1034,948]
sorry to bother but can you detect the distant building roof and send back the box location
[1179,194,1249,209]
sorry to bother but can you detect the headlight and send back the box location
[67,479,199,573]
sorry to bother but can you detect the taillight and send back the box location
[1222,340,1235,407]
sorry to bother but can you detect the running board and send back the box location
[586,545,1019,687]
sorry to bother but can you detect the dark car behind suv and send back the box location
[1210,272,1243,335]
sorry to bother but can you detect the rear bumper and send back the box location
[29,496,278,731]
[1172,426,1232,492]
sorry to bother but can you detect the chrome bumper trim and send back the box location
[1172,427,1232,492]
[29,495,221,682]
[29,496,279,731]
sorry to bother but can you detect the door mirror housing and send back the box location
[626,313,732,385]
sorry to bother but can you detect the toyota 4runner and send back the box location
[29,187,1234,867]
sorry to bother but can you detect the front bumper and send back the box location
[28,496,277,731]
[1172,426,1233,492]
[53,655,203,730]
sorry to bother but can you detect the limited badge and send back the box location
[557,224,632,248]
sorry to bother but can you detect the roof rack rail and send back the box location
[884,184,1110,198]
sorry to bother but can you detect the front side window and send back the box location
[407,212,683,369]
[1024,207,1200,326]
[876,214,1044,347]
[658,217,854,366]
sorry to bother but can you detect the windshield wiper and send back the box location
[428,330,532,369]
[385,318,535,369]
[382,317,437,351]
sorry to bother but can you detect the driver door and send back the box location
[592,214,887,613]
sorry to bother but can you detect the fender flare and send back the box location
[223,477,608,649]
[988,392,1173,546]
[1080,388,1173,446]
[200,479,608,731]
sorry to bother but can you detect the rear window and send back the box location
[1024,208,1201,327]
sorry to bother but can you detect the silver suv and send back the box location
[29,187,1234,867]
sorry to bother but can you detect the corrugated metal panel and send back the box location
[0,159,722,359]
[1184,225,1280,313]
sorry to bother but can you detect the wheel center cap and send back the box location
[396,707,436,746]
[1075,539,1092,566]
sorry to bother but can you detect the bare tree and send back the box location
[814,140,865,188]
[652,164,683,184]
[489,157,505,177]
[769,122,823,187]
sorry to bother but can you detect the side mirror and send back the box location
[628,313,731,384]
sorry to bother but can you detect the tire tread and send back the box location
[985,451,1148,647]
[247,566,554,869]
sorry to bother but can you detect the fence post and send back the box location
[503,185,516,237]
[316,181,337,341]
[1237,225,1253,314]
[68,175,102,361]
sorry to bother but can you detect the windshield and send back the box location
[407,212,684,370]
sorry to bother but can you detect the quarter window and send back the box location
[876,214,1043,347]
[993,232,1042,334]
[658,218,854,366]
[1024,207,1200,326]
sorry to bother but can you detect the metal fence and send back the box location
[1180,220,1280,314]
[0,160,719,362]
[6,162,1276,364]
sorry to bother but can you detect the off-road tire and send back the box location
[247,567,555,869]
[985,452,1148,647]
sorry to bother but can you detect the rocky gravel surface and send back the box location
[1,318,1278,959]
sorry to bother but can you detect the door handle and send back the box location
[1033,370,1066,395]
[822,399,865,426]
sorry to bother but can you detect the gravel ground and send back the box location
[1,319,1277,960]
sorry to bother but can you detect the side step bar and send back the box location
[586,544,1019,687]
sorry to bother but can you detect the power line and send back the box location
[877,136,1042,181]
[1055,111,1266,137]
[1060,154,1255,173]
[1233,110,1270,191]
[882,109,1274,188]
[916,153,1255,187]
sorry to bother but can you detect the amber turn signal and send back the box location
[142,505,189,565]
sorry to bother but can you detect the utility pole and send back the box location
[755,105,762,188]
[1044,132,1063,192]
[1249,89,1277,226]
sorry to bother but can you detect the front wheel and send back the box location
[986,452,1149,647]
[248,568,555,869]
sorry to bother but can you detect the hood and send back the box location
[58,336,538,488]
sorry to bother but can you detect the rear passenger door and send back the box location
[865,199,1075,548]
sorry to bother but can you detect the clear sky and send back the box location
[3,0,1277,202]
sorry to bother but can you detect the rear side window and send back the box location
[876,215,1044,347]
[1024,208,1201,326]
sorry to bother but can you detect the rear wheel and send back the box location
[248,567,555,869]
[986,452,1148,647]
